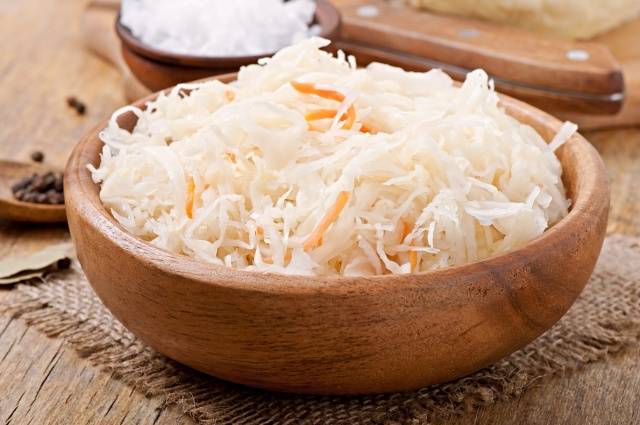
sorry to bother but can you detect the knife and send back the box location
[334,0,625,115]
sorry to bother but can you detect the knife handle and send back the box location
[336,0,624,114]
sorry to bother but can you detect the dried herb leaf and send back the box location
[0,242,74,278]
[0,271,45,285]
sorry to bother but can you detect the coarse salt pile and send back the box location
[120,0,319,57]
[91,38,575,276]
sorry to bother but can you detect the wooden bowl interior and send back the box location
[87,76,600,284]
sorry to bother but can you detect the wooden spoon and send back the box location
[0,160,66,223]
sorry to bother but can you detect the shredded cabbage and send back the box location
[91,38,573,276]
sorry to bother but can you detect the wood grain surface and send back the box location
[0,0,638,423]
[334,0,640,127]
[336,0,625,115]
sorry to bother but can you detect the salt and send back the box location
[120,0,320,57]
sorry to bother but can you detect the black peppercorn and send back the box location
[54,175,63,192]
[11,171,65,205]
[30,151,45,162]
[66,96,87,115]
[11,176,31,193]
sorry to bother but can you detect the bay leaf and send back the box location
[0,271,45,285]
[0,242,75,278]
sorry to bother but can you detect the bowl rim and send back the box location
[65,75,609,295]
[115,0,342,68]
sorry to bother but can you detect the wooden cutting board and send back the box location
[333,0,639,129]
[81,0,149,101]
[561,21,640,129]
[83,0,639,129]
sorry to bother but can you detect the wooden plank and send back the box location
[450,348,640,425]
[333,0,640,127]
[0,0,637,423]
[0,312,190,425]
[338,0,624,96]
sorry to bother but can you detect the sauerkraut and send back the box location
[91,38,573,276]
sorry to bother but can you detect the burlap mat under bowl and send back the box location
[3,235,640,424]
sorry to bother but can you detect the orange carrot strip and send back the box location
[225,151,236,163]
[306,107,356,130]
[400,220,411,243]
[256,226,264,237]
[401,220,418,272]
[185,176,195,219]
[291,81,359,131]
[263,249,293,265]
[305,109,338,121]
[308,123,322,132]
[409,251,418,272]
[360,124,376,134]
[341,105,356,130]
[224,90,236,102]
[303,191,350,252]
[290,81,345,102]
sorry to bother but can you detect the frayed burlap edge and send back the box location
[2,234,639,424]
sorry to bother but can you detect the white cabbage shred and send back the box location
[91,38,573,276]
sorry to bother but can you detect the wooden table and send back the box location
[0,0,638,423]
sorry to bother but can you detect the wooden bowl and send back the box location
[65,75,609,395]
[116,0,342,92]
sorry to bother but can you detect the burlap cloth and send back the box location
[2,235,640,424]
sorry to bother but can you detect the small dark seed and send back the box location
[57,258,72,270]
[11,176,32,193]
[46,190,64,204]
[30,151,45,162]
[54,176,63,192]
[35,193,48,203]
[31,176,47,192]
[24,192,38,203]
[52,193,64,204]
[66,96,87,115]
[14,189,26,201]
[43,173,56,190]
